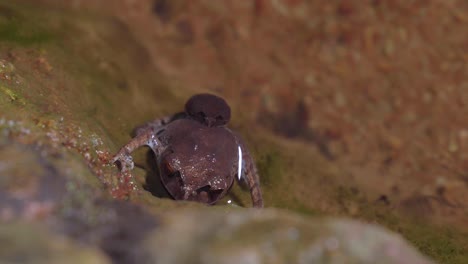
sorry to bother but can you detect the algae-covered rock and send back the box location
[0,222,110,264]
[0,127,159,264]
[145,208,433,264]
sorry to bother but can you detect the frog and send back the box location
[112,93,264,208]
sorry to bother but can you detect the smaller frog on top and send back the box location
[112,93,264,208]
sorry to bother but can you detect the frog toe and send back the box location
[112,154,134,172]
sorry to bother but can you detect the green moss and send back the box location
[380,220,468,264]
[289,198,319,216]
[0,84,25,105]
[256,147,284,187]
[332,185,468,263]
[405,225,468,263]
[0,4,54,45]
[0,222,109,264]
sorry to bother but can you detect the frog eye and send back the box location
[215,115,224,122]
[196,111,207,122]
[162,160,178,176]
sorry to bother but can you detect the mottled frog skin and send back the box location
[113,94,263,208]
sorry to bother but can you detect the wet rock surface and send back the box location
[146,209,433,264]
[0,133,158,264]
[56,199,158,264]
[1,0,466,263]
[0,142,67,221]
[0,222,110,264]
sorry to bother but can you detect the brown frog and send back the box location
[112,94,263,208]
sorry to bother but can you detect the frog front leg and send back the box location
[113,123,166,172]
[235,136,264,208]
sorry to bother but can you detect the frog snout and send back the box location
[194,185,224,204]
[184,184,224,204]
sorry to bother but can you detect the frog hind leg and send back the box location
[235,136,264,208]
[113,124,166,172]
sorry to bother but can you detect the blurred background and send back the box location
[1,0,467,263]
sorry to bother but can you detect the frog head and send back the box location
[184,93,231,127]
